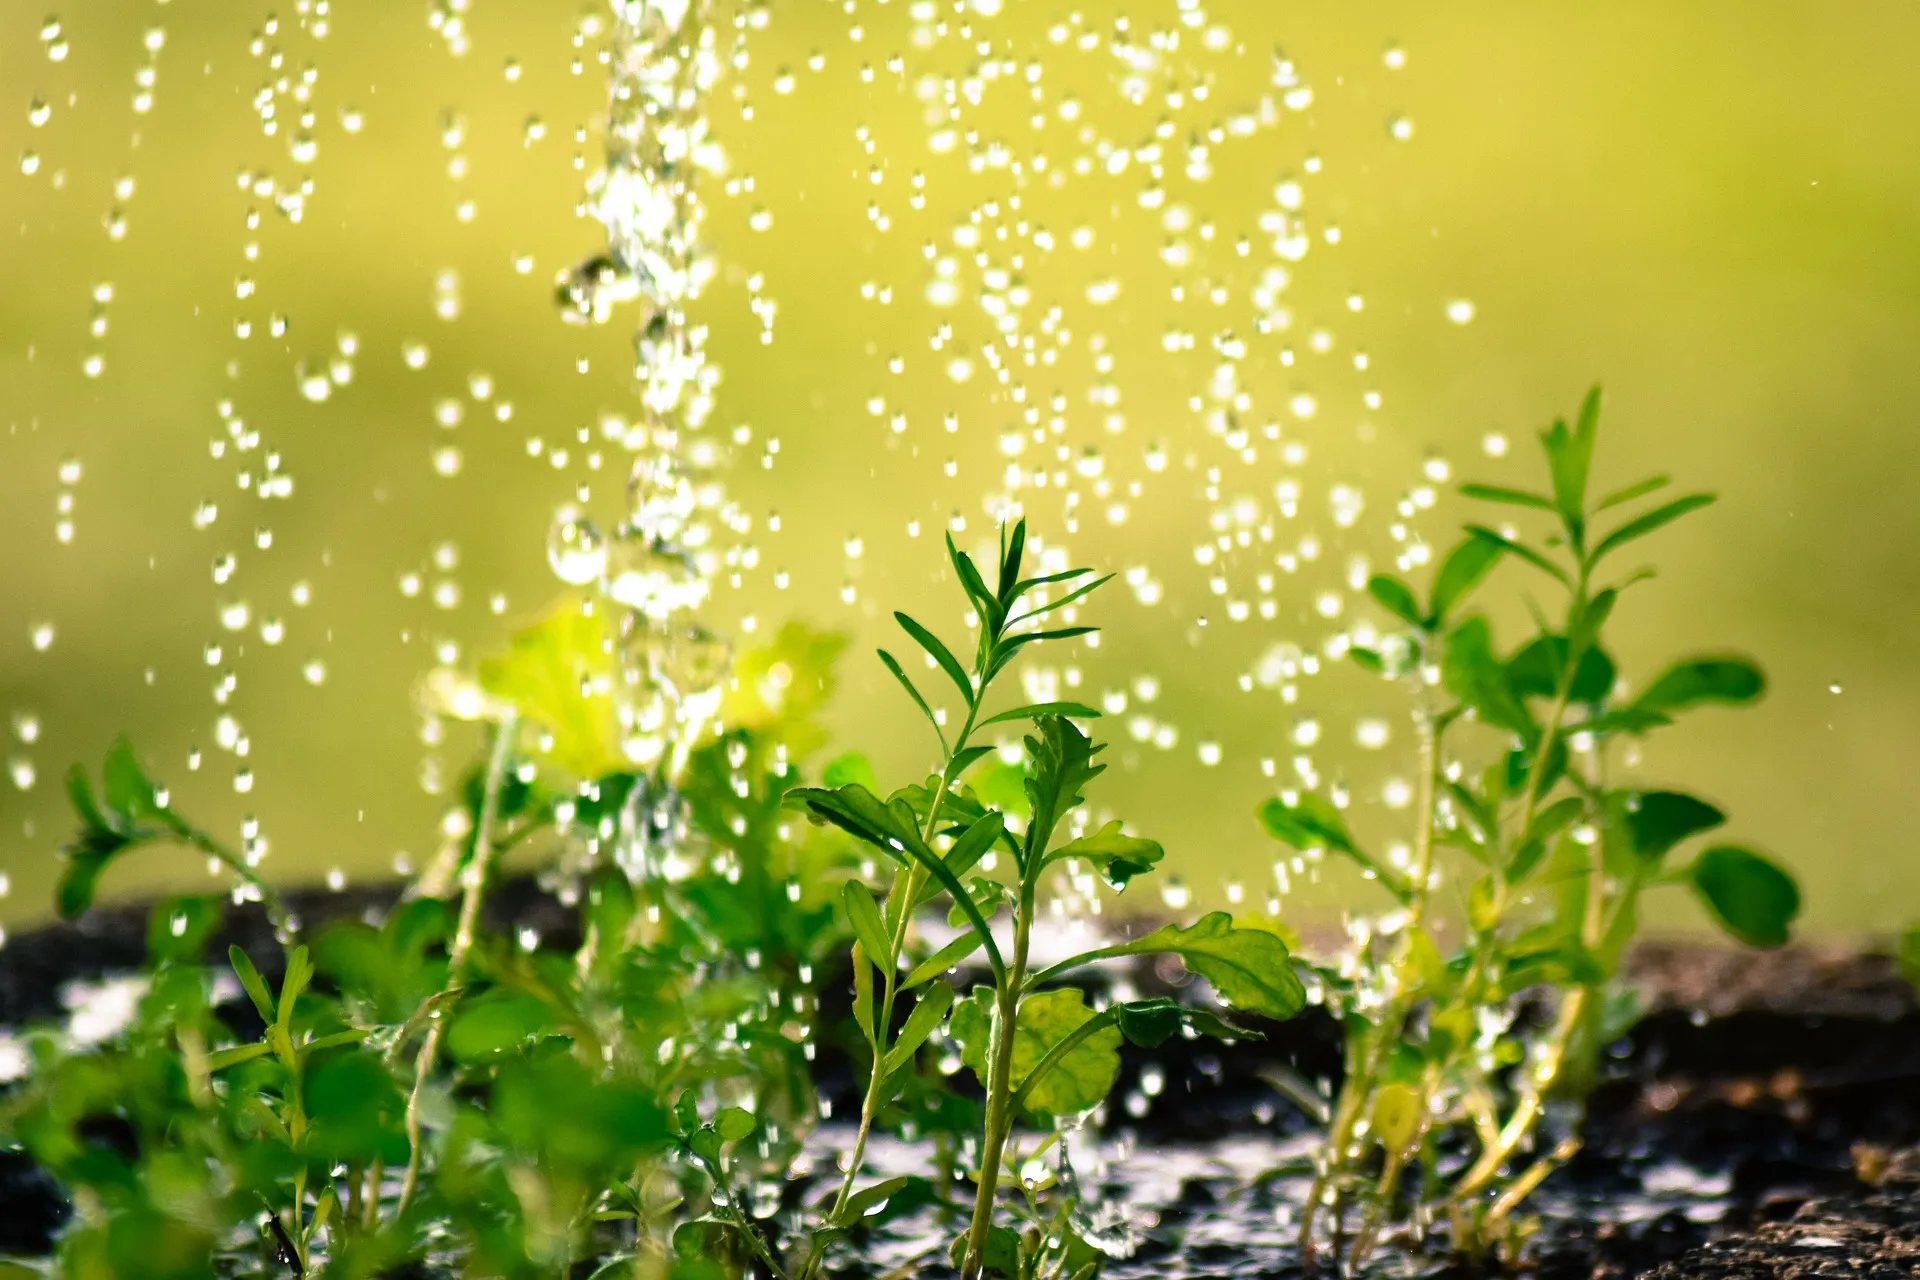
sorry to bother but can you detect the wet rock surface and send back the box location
[4,884,1919,1277]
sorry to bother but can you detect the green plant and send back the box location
[7,617,863,1279]
[785,522,1307,1279]
[1261,387,1801,1267]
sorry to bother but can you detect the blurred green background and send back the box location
[3,1,1917,936]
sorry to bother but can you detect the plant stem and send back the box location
[398,709,518,1213]
[961,879,1033,1280]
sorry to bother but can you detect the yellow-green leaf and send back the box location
[476,595,625,779]
[949,987,1120,1115]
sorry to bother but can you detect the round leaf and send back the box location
[1690,845,1799,948]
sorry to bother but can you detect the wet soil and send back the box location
[4,882,1919,1277]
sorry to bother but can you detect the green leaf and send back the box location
[1256,792,1409,902]
[851,941,877,1043]
[938,810,1007,884]
[894,611,975,707]
[1008,572,1112,627]
[1596,474,1671,512]
[1370,1081,1423,1157]
[1093,913,1306,1020]
[904,932,984,988]
[1349,646,1386,675]
[1464,525,1571,587]
[1111,997,1252,1048]
[1459,483,1558,513]
[304,1050,406,1166]
[206,1041,273,1072]
[229,945,277,1025]
[1443,616,1537,739]
[1539,386,1602,524]
[975,700,1101,730]
[950,987,1121,1115]
[277,945,313,1035]
[101,738,158,821]
[1042,820,1164,888]
[1689,845,1799,948]
[832,1175,916,1225]
[843,882,893,970]
[949,1223,1023,1278]
[1023,716,1105,860]
[1634,657,1765,716]
[997,519,1028,601]
[446,990,555,1061]
[1428,535,1507,623]
[1899,927,1920,993]
[475,597,623,779]
[946,534,1003,632]
[146,895,224,966]
[713,1107,756,1142]
[1505,635,1616,702]
[878,649,945,746]
[1366,575,1425,629]
[883,981,954,1075]
[1591,493,1714,564]
[1624,791,1725,863]
[823,752,879,792]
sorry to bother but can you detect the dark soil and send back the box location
[5,882,1919,1277]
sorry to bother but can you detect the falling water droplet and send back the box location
[547,509,607,584]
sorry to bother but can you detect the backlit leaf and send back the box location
[1043,820,1164,888]
[1098,913,1305,1020]
[475,596,625,779]
[950,987,1121,1115]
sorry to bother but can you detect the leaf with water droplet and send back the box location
[476,596,625,779]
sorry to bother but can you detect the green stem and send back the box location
[398,709,518,1214]
[962,880,1033,1280]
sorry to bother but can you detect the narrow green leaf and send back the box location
[1428,536,1507,622]
[1007,573,1113,627]
[894,612,975,707]
[1591,493,1715,564]
[941,810,1007,881]
[843,882,894,971]
[851,942,877,1043]
[877,649,946,748]
[1459,483,1558,512]
[946,534,1002,631]
[1012,567,1094,594]
[998,519,1028,603]
[1366,575,1424,629]
[833,1176,915,1226]
[883,980,955,1075]
[1464,525,1571,587]
[229,945,277,1025]
[904,932,984,988]
[277,945,313,1034]
[1596,474,1671,512]
[1689,845,1799,948]
[207,1041,274,1072]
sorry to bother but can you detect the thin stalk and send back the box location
[179,826,291,937]
[1301,665,1444,1271]
[961,880,1034,1280]
[398,709,518,1213]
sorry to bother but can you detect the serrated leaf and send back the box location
[1043,820,1164,888]
[950,987,1121,1115]
[975,700,1101,729]
[1023,716,1104,859]
[1095,913,1305,1019]
[475,597,624,779]
[1690,845,1799,948]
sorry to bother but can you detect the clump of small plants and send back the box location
[1260,387,1800,1268]
[0,391,1801,1279]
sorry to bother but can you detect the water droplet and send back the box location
[1445,299,1475,325]
[431,445,463,476]
[8,758,33,791]
[1388,115,1414,141]
[29,623,55,652]
[27,98,51,127]
[303,660,327,685]
[547,509,607,584]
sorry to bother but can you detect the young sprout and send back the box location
[790,520,1305,1279]
[1264,387,1801,1268]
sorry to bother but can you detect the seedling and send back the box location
[786,521,1306,1279]
[1262,387,1801,1266]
